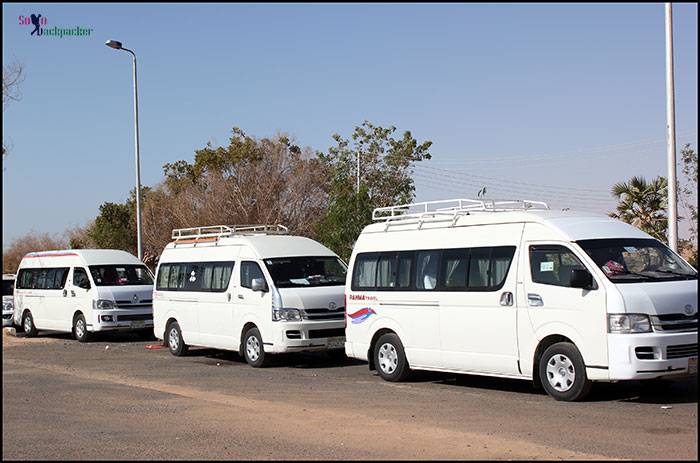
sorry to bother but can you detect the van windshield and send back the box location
[577,238,697,283]
[3,280,14,296]
[264,256,347,288]
[88,265,153,286]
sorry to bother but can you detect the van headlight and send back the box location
[272,308,302,322]
[3,300,13,312]
[608,314,652,333]
[94,299,116,310]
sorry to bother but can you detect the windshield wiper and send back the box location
[610,271,657,280]
[651,269,698,279]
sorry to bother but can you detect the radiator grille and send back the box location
[667,343,697,359]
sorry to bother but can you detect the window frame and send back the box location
[239,261,268,291]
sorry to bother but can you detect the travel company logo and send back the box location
[347,308,377,324]
[19,14,94,38]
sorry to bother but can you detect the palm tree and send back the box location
[609,176,668,242]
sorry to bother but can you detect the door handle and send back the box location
[62,289,68,297]
[71,290,76,297]
[227,293,231,302]
[499,291,513,306]
[237,294,244,300]
[527,293,544,307]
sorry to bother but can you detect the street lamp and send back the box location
[105,39,143,261]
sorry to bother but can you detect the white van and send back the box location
[3,274,15,327]
[14,250,154,341]
[153,225,347,367]
[344,199,698,401]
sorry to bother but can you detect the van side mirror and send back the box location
[570,268,594,290]
[251,278,268,292]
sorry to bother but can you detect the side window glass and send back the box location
[73,268,91,290]
[241,261,265,290]
[156,264,171,290]
[468,248,491,289]
[376,254,397,289]
[168,264,187,290]
[53,268,69,289]
[441,249,468,289]
[397,253,413,289]
[530,245,587,287]
[415,250,440,290]
[201,262,235,291]
[18,269,36,289]
[352,254,379,289]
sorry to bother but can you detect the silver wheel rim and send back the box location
[169,327,179,351]
[24,315,32,332]
[378,343,399,375]
[246,335,260,362]
[75,319,85,338]
[546,353,576,392]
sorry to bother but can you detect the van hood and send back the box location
[614,279,697,316]
[96,285,153,304]
[277,285,344,310]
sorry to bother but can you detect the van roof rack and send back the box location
[171,224,289,241]
[372,198,549,229]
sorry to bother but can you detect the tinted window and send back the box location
[264,256,346,288]
[415,251,440,290]
[184,262,235,292]
[17,269,35,289]
[73,268,91,290]
[89,265,153,286]
[352,254,379,289]
[377,254,398,288]
[441,249,468,289]
[3,279,14,296]
[397,253,413,289]
[241,261,266,290]
[156,263,188,291]
[16,268,69,290]
[530,245,587,287]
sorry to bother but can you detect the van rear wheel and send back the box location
[73,314,90,343]
[167,321,188,356]
[243,327,268,368]
[539,342,592,401]
[22,311,37,338]
[374,333,410,382]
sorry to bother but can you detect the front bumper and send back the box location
[89,307,154,332]
[608,331,697,380]
[3,309,14,327]
[267,319,345,353]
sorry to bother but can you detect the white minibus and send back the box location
[153,225,347,367]
[3,274,15,327]
[14,250,154,341]
[344,199,698,401]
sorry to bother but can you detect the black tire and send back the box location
[539,342,592,401]
[72,313,91,343]
[242,327,268,368]
[374,333,410,382]
[166,321,189,356]
[22,311,37,338]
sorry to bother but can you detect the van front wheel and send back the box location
[243,327,268,368]
[73,314,90,343]
[374,333,410,382]
[539,342,592,401]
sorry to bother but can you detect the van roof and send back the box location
[21,249,143,266]
[363,209,651,242]
[164,235,338,259]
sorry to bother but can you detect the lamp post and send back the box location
[105,39,143,261]
[664,4,678,252]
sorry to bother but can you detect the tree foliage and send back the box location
[609,176,668,242]
[316,121,432,260]
[2,232,65,274]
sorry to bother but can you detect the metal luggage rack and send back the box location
[372,198,549,230]
[171,224,289,241]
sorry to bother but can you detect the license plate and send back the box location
[326,336,345,349]
[131,321,145,329]
[689,357,697,375]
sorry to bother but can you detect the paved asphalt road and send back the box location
[2,330,697,460]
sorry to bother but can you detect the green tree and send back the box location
[609,176,668,242]
[316,121,432,260]
[679,144,698,267]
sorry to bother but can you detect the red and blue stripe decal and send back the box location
[23,252,78,259]
[347,308,377,324]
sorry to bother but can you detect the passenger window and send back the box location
[352,254,379,289]
[415,251,440,290]
[468,248,491,289]
[377,254,397,288]
[17,269,37,289]
[441,249,468,289]
[73,268,91,290]
[530,245,587,287]
[201,262,235,291]
[168,264,187,290]
[241,262,266,290]
[397,253,413,289]
[156,264,171,290]
[53,268,69,289]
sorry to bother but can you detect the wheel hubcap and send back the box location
[378,343,399,375]
[246,336,260,362]
[24,316,31,332]
[546,354,576,392]
[75,319,85,338]
[169,328,179,351]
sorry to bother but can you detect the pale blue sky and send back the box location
[2,3,698,246]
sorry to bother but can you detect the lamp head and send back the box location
[105,40,123,50]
